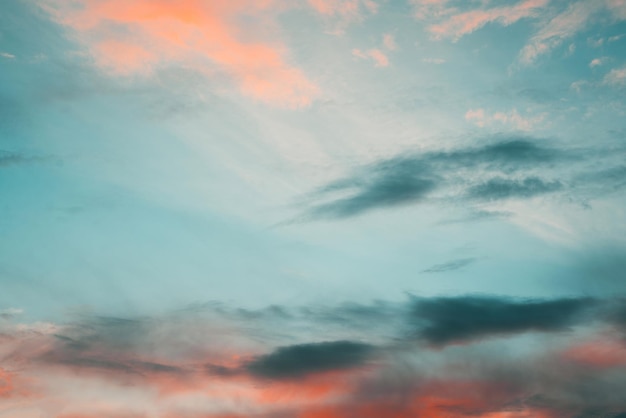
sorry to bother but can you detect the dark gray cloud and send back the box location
[421,257,477,273]
[466,177,562,201]
[303,137,572,220]
[245,340,376,379]
[409,296,595,346]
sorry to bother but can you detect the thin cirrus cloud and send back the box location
[427,0,548,41]
[352,48,390,67]
[518,0,626,65]
[39,0,319,108]
[417,0,626,67]
[2,297,626,417]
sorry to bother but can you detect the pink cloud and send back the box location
[352,48,389,67]
[429,0,548,41]
[40,0,318,108]
[382,33,397,50]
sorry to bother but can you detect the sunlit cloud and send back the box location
[39,0,319,108]
[428,0,548,41]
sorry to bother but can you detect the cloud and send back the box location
[245,340,376,379]
[428,0,548,41]
[409,296,596,346]
[382,33,397,50]
[604,65,626,86]
[0,52,15,59]
[421,257,476,273]
[466,177,562,201]
[465,108,546,131]
[301,137,570,220]
[39,0,318,108]
[518,2,603,65]
[352,48,390,67]
[590,57,609,67]
[307,172,436,219]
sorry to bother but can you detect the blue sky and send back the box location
[1,1,626,417]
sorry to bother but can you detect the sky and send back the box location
[1,0,626,416]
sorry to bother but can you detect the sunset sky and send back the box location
[2,1,626,417]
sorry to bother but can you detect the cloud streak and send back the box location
[300,137,575,220]
[428,0,548,41]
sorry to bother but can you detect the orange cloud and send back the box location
[41,0,318,108]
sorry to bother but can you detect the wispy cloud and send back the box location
[428,0,548,41]
[352,48,390,67]
[465,108,546,131]
[603,65,626,86]
[519,1,603,65]
[466,177,562,201]
[299,137,572,220]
